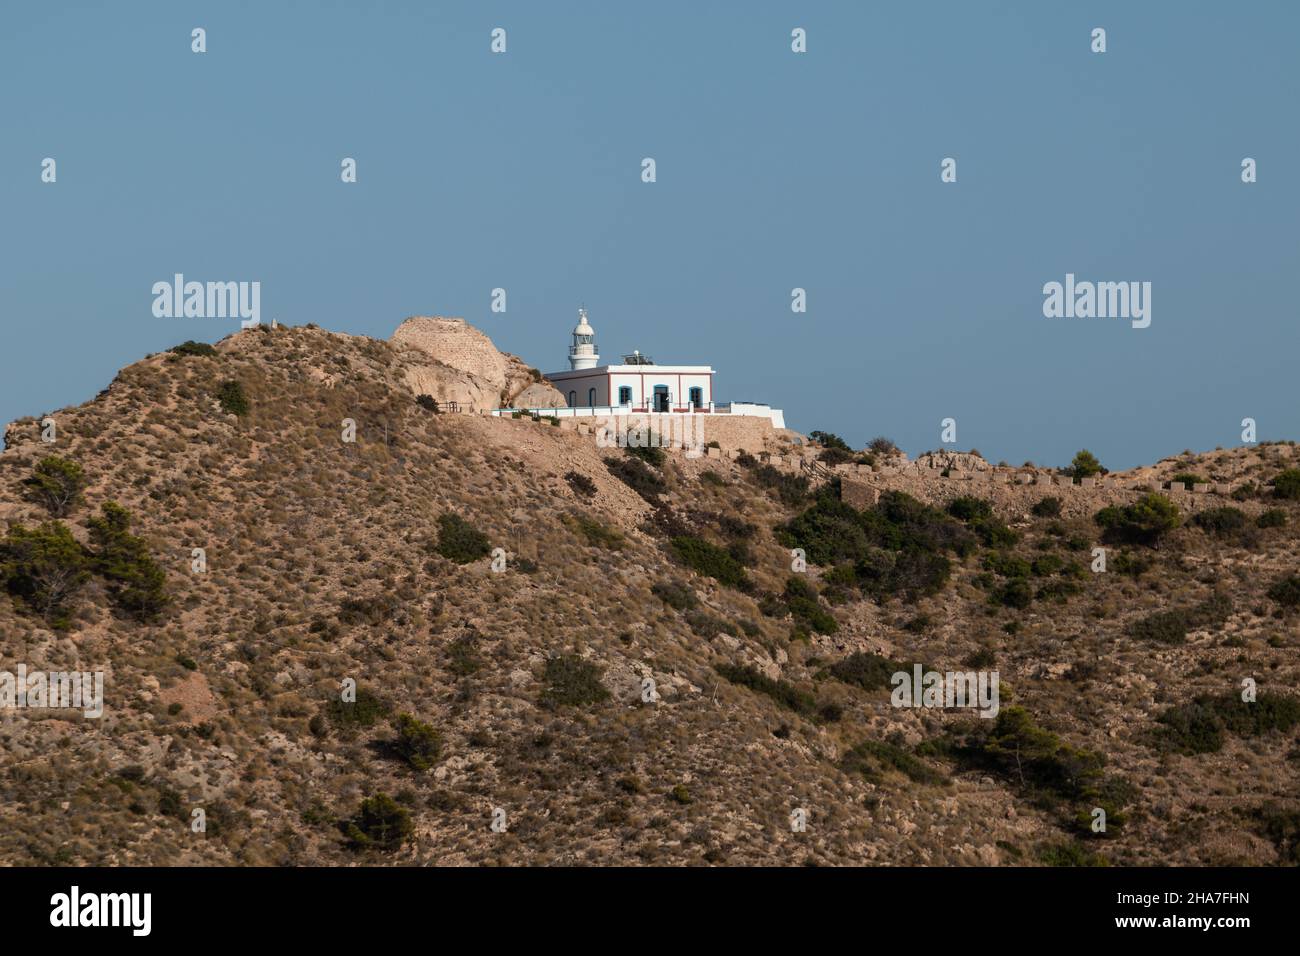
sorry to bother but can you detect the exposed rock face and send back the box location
[511,382,567,409]
[391,316,564,410]
[399,358,498,411]
[912,450,990,472]
[393,317,509,395]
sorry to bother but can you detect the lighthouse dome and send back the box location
[568,307,600,370]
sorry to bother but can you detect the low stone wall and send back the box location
[551,411,781,455]
[836,468,1245,518]
[695,447,1255,517]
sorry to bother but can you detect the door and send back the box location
[653,385,670,412]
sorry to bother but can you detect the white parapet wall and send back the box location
[491,405,632,419]
[492,401,786,429]
[714,403,786,429]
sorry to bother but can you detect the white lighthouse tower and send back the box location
[568,307,599,370]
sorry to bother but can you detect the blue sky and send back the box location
[2,1,1296,468]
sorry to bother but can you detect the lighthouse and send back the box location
[509,305,783,428]
[568,307,599,370]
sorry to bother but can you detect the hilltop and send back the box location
[1,320,1297,866]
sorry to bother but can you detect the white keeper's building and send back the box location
[518,308,784,428]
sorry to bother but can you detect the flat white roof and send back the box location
[547,365,714,379]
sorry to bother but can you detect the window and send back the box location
[587,388,596,407]
[689,387,703,409]
[568,390,576,407]
[618,386,632,405]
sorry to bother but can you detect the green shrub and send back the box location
[1273,469,1300,500]
[1094,494,1181,547]
[699,470,726,487]
[1038,841,1108,867]
[1036,577,1083,602]
[436,512,491,564]
[1170,472,1206,489]
[23,456,88,517]
[1189,593,1233,628]
[1031,497,1062,518]
[0,521,91,628]
[624,438,666,467]
[447,635,481,677]
[605,456,665,502]
[391,713,442,771]
[1268,574,1300,609]
[564,471,597,497]
[781,576,838,634]
[825,652,906,691]
[344,793,413,851]
[946,497,1017,546]
[216,379,249,416]
[1130,594,1232,644]
[415,394,439,412]
[776,497,870,566]
[870,492,978,556]
[777,491,970,601]
[715,663,819,718]
[842,740,947,786]
[818,446,855,466]
[1249,805,1300,865]
[651,579,697,611]
[861,548,953,602]
[324,687,390,731]
[810,430,852,452]
[1031,554,1064,576]
[997,578,1033,609]
[684,609,737,640]
[1232,482,1258,501]
[1130,609,1189,644]
[562,513,624,550]
[1111,551,1151,577]
[1191,506,1248,535]
[1257,508,1287,529]
[749,463,810,506]
[669,536,749,590]
[540,654,610,708]
[85,502,168,621]
[947,497,992,522]
[169,340,218,357]
[984,552,1031,578]
[1158,692,1300,754]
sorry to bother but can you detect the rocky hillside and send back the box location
[1,321,1297,866]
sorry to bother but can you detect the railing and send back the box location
[491,404,715,418]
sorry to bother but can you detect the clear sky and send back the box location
[3,1,1296,469]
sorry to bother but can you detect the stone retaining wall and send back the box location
[551,411,781,455]
[702,449,1254,517]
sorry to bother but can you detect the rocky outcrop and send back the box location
[391,316,564,410]
[912,450,990,472]
[510,382,567,409]
[393,317,509,395]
